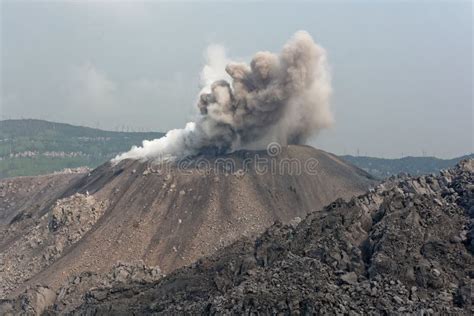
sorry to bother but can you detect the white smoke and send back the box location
[113,31,333,162]
[199,44,231,94]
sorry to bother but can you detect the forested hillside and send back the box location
[342,154,473,179]
[0,119,164,178]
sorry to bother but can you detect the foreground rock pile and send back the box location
[1,159,472,315]
[0,194,107,297]
[0,261,162,315]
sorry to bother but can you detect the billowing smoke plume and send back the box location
[113,31,333,162]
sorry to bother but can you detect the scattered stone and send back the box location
[339,272,358,285]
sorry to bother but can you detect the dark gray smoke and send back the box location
[113,31,333,162]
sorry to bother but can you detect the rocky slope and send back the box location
[0,145,375,301]
[0,170,86,228]
[30,159,472,315]
[0,193,108,296]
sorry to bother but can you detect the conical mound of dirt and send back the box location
[41,160,473,315]
[0,145,376,298]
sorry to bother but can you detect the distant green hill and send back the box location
[0,119,164,178]
[341,154,474,179]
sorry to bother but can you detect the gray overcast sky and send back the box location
[1,0,472,158]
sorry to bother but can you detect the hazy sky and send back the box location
[1,1,472,158]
